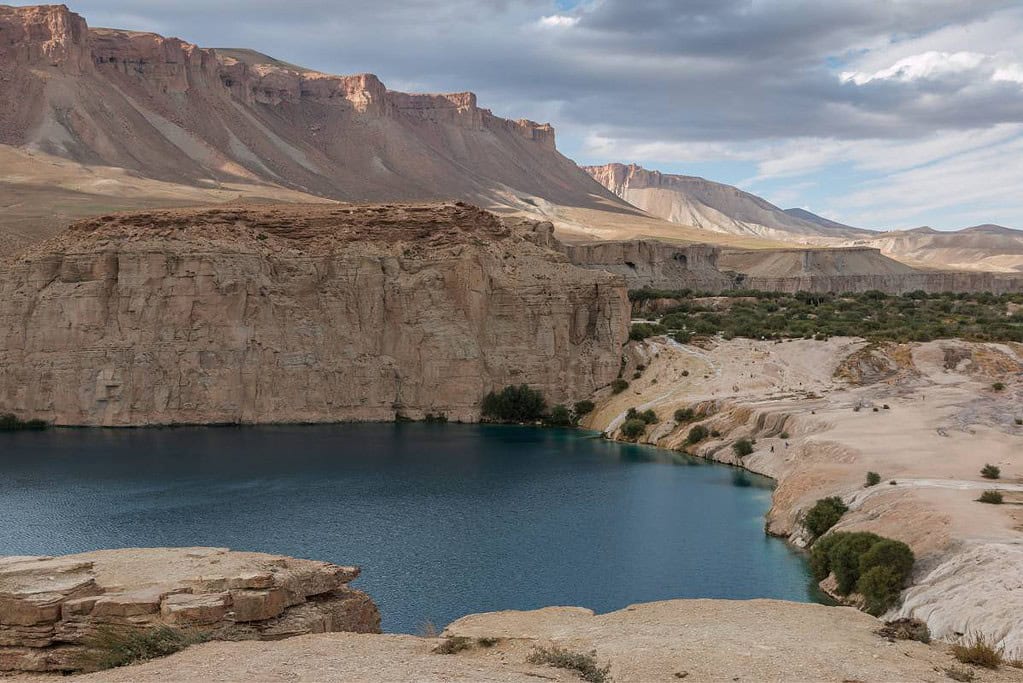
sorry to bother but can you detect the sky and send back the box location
[29,0,1023,230]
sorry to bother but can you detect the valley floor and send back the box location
[585,336,1023,659]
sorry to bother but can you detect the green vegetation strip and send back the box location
[628,289,1023,343]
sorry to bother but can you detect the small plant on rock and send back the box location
[686,424,709,445]
[951,633,1004,669]
[434,636,473,655]
[980,464,1001,480]
[732,438,754,458]
[992,382,1006,391]
[527,646,612,683]
[674,408,695,423]
[977,490,1003,504]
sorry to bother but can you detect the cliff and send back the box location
[0,203,629,426]
[0,4,622,250]
[563,239,1023,294]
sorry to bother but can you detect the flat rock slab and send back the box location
[76,599,1023,682]
[0,548,379,672]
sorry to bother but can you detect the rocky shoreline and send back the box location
[586,335,1023,658]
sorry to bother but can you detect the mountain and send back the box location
[0,4,632,251]
[852,224,1023,273]
[584,163,875,242]
[783,207,866,233]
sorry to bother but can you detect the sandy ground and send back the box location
[62,599,1023,682]
[585,336,1023,657]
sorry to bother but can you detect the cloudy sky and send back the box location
[34,0,1023,230]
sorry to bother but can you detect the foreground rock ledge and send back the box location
[0,548,380,672]
[75,600,1023,682]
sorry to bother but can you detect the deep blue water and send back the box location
[0,424,817,632]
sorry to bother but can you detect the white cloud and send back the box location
[840,51,988,85]
[537,15,579,28]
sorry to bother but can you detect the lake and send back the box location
[0,423,817,632]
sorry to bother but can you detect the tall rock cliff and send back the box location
[0,4,619,222]
[0,203,629,426]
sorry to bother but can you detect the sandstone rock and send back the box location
[0,548,380,672]
[0,203,628,426]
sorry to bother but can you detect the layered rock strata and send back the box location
[0,203,628,426]
[0,547,380,673]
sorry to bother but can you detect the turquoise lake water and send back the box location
[0,423,818,632]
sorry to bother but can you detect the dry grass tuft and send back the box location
[951,633,1003,669]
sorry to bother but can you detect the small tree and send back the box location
[732,438,754,458]
[545,404,573,427]
[611,379,629,394]
[980,464,1001,480]
[804,496,849,540]
[573,400,595,416]
[686,424,709,445]
[865,471,881,487]
[480,385,547,423]
[674,408,695,423]
[621,418,647,440]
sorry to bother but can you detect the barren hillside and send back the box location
[0,4,636,251]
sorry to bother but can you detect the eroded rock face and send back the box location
[0,203,628,426]
[0,548,380,672]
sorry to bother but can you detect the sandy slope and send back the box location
[585,336,1023,657]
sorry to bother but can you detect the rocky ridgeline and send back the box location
[564,240,1023,294]
[0,548,380,673]
[0,203,627,426]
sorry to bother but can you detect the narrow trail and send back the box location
[847,478,1023,508]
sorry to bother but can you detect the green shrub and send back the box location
[865,471,881,487]
[732,438,754,458]
[527,646,612,683]
[674,408,695,423]
[992,382,1005,391]
[639,409,658,424]
[480,385,547,423]
[977,490,1003,504]
[621,418,647,440]
[779,431,790,439]
[809,531,914,615]
[611,379,629,394]
[544,404,573,427]
[803,496,849,540]
[573,400,595,416]
[433,636,473,655]
[0,413,48,431]
[951,634,1004,668]
[80,626,206,671]
[980,464,1001,479]
[686,424,709,445]
[630,322,666,341]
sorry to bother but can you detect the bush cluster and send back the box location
[629,288,1023,343]
[980,464,1001,479]
[481,385,547,422]
[629,322,666,341]
[674,408,695,423]
[686,424,709,445]
[625,407,658,424]
[574,400,595,416]
[621,418,647,440]
[0,413,47,431]
[803,496,848,540]
[611,379,629,394]
[810,531,915,615]
[527,646,611,683]
[732,438,754,458]
[977,490,1003,504]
